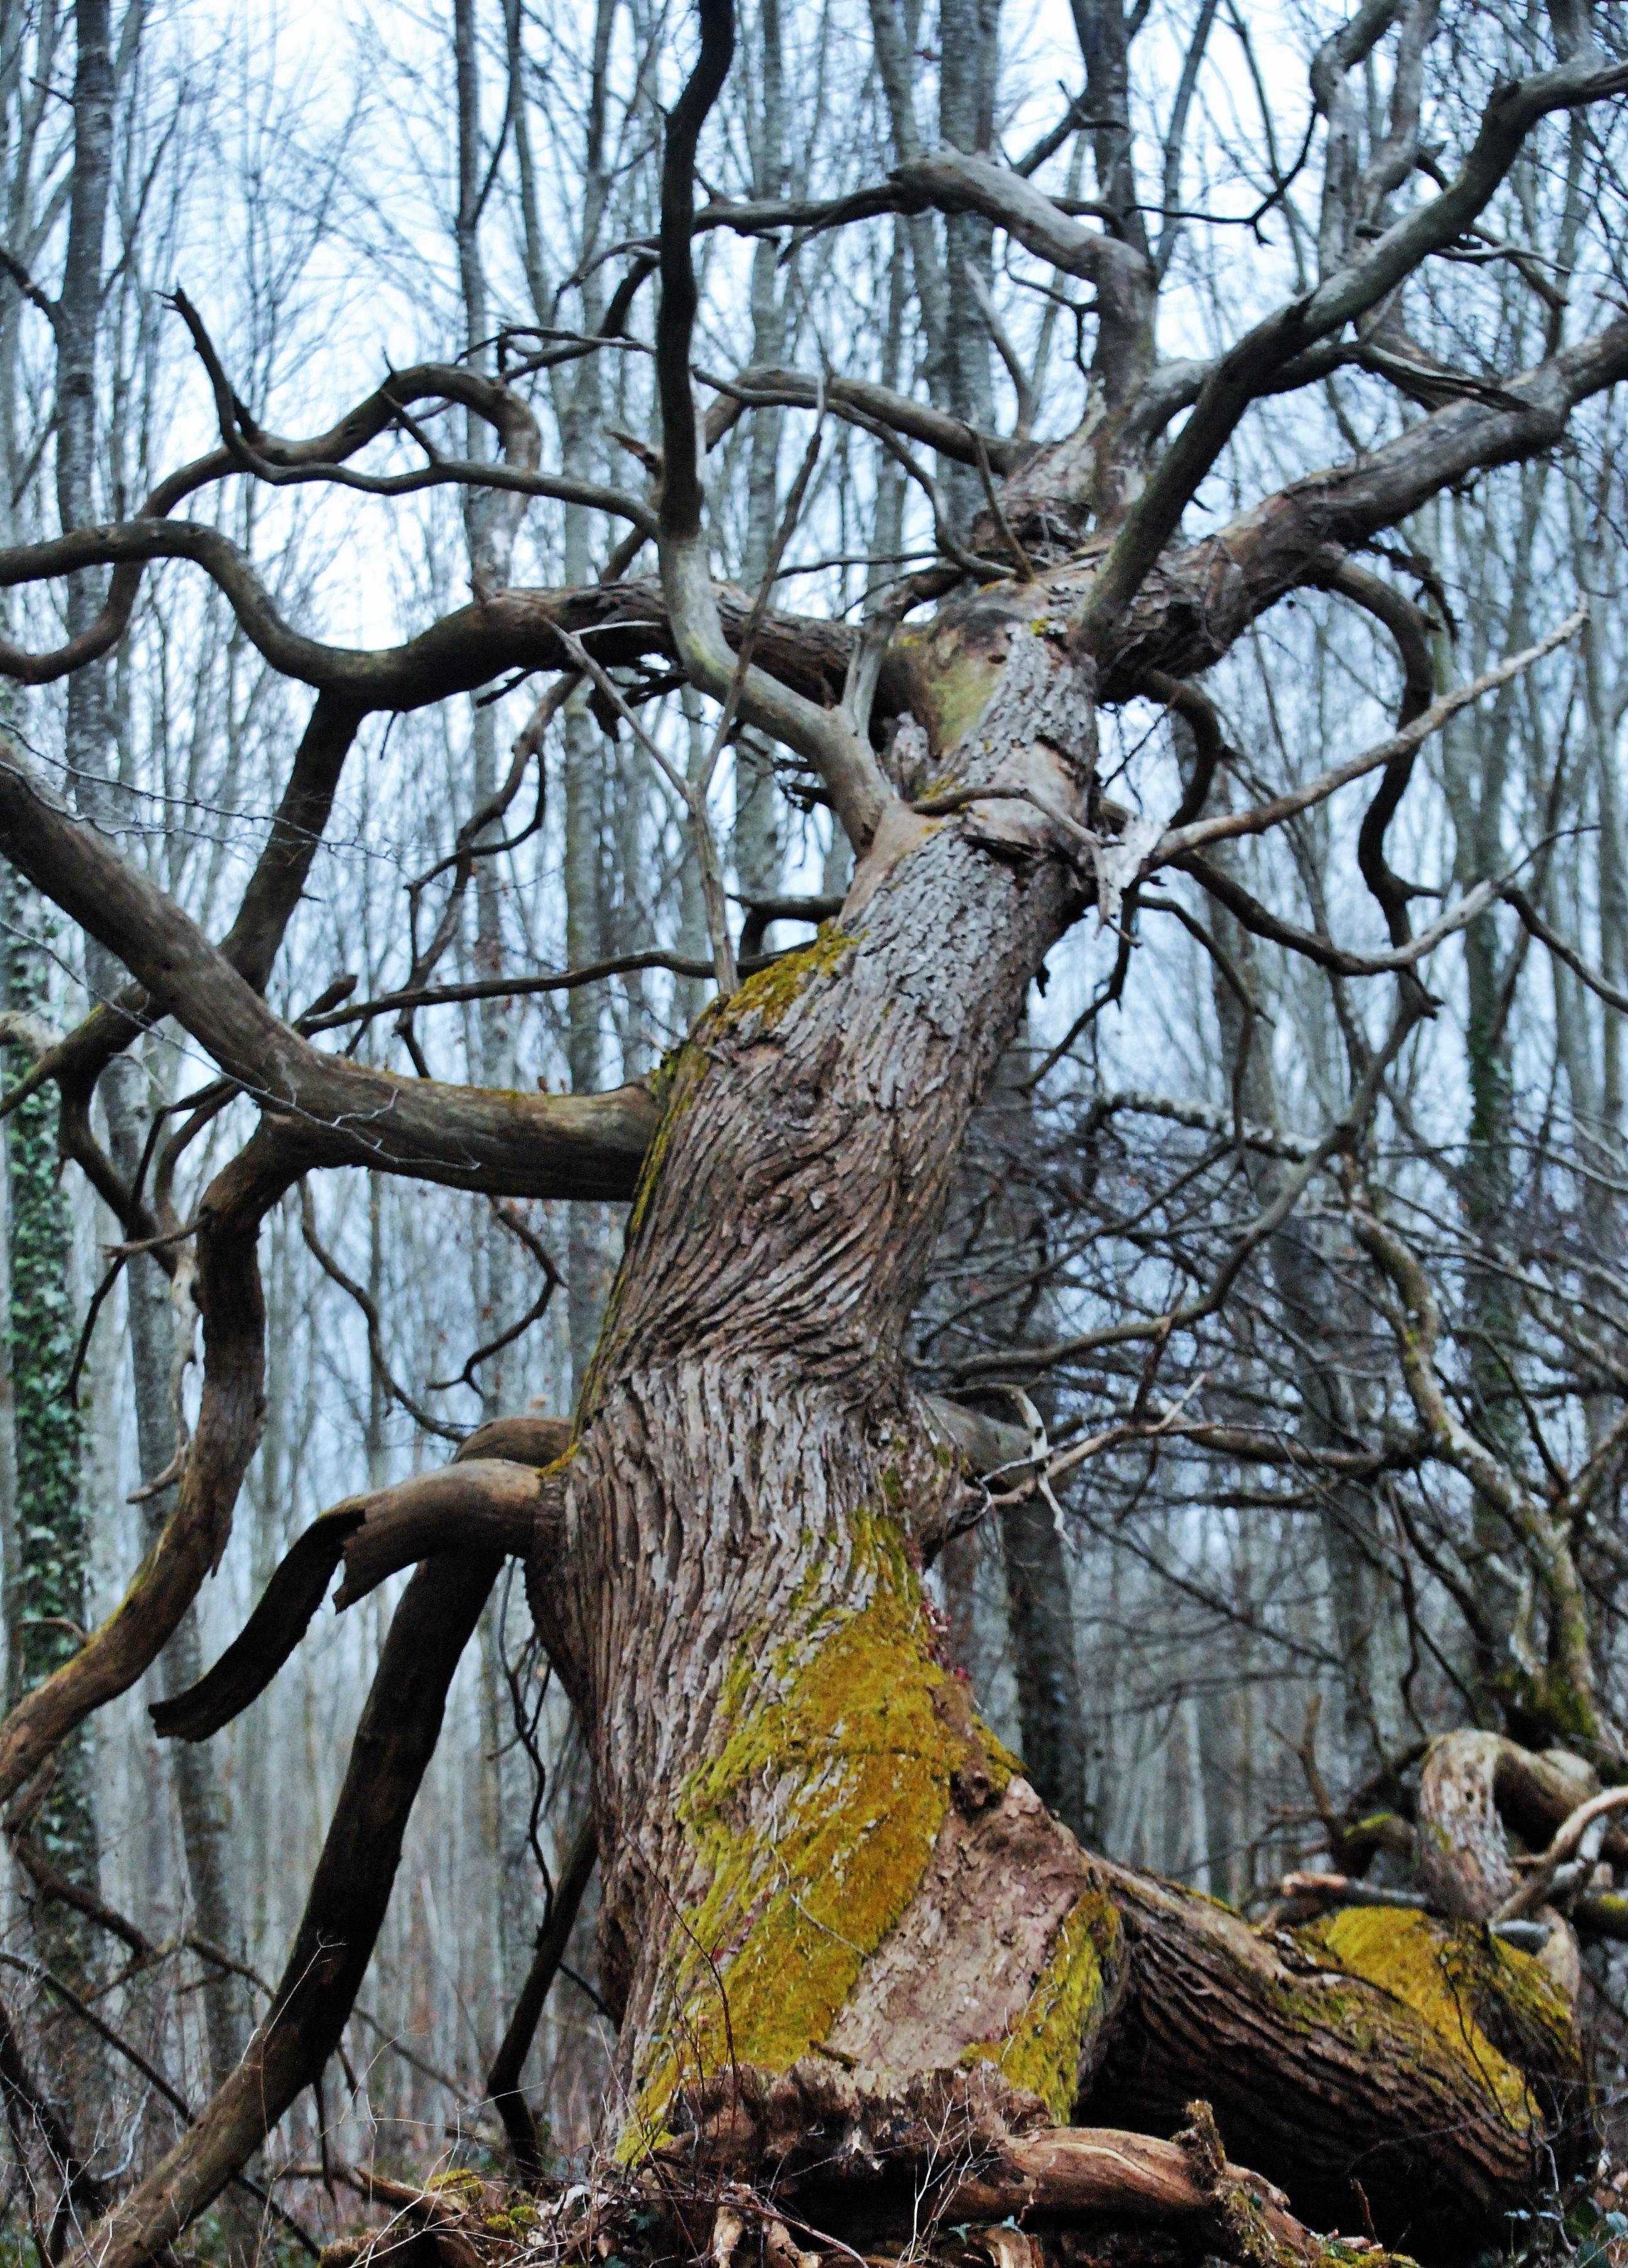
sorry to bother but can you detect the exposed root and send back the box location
[652,2065,1330,2267]
[312,2111,1406,2268]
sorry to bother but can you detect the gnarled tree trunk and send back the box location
[9,13,1627,2258]
[524,590,1578,2253]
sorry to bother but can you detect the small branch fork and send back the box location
[64,1516,536,2268]
[167,287,658,534]
[1493,1785,1628,1924]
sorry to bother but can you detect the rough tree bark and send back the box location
[524,585,1578,2252]
[0,7,1624,2265]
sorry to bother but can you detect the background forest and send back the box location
[1,0,1626,2245]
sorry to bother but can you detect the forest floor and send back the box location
[175,2147,1628,2268]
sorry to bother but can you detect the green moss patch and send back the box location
[1300,1906,1570,2132]
[624,1037,709,1236]
[714,927,856,1034]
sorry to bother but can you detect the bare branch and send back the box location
[702,362,1026,473]
[1492,1785,1628,1921]
[0,1128,290,1807]
[1318,560,1436,944]
[487,1815,598,2176]
[0,735,658,1202]
[652,8,892,851]
[298,1184,464,1443]
[71,1550,508,2268]
[426,1199,561,1392]
[153,1432,567,1742]
[1500,882,1628,1016]
[1153,0,1222,281]
[168,290,658,532]
[1078,46,1628,641]
[960,986,1423,1379]
[1153,610,1583,863]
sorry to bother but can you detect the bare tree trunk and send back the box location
[937,0,999,532]
[865,0,948,411]
[455,0,536,2034]
[111,1074,248,2089]
[1437,482,1559,1733]
[1205,835,1401,1780]
[563,699,606,1399]
[936,1038,1090,1836]
[999,1491,1088,1839]
[50,0,246,2088]
[553,0,619,1403]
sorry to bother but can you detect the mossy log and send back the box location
[1088,1872,1581,2245]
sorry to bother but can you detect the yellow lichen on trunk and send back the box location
[623,1512,1016,2150]
[961,1889,1121,2121]
[1300,1906,1573,2134]
[714,926,856,1033]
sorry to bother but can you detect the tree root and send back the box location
[308,2098,1394,2268]
[655,2064,1328,2267]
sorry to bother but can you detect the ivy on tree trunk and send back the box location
[3,888,97,1979]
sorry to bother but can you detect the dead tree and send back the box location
[1,2,1627,2261]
